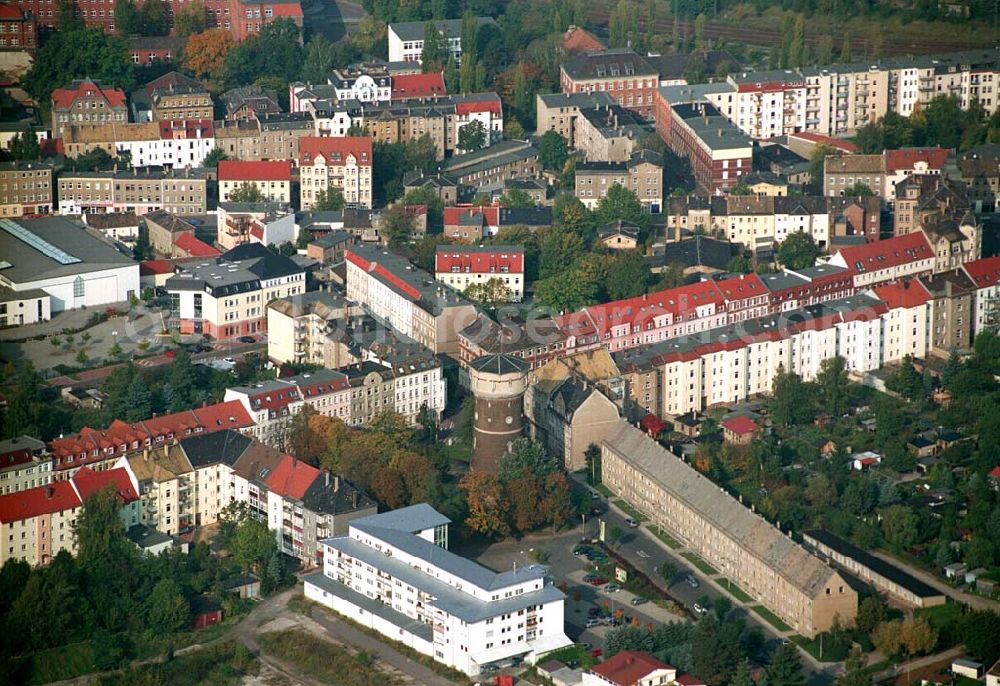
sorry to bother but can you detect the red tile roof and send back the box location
[834,232,933,275]
[174,232,220,257]
[299,136,372,167]
[218,159,292,182]
[391,72,447,100]
[675,675,708,686]
[589,651,673,686]
[455,97,502,116]
[435,246,525,274]
[990,466,1000,479]
[963,255,1000,289]
[140,259,175,275]
[71,466,138,504]
[885,147,951,172]
[264,455,318,500]
[872,279,932,309]
[443,206,499,227]
[48,400,254,471]
[0,480,80,523]
[563,26,606,53]
[51,79,127,111]
[722,416,759,435]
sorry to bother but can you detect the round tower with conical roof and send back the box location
[469,353,530,473]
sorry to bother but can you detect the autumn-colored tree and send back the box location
[508,471,543,533]
[871,621,903,657]
[899,617,937,656]
[540,472,573,531]
[371,466,408,509]
[287,406,347,466]
[184,29,234,82]
[460,471,511,539]
[339,432,395,490]
[392,452,439,504]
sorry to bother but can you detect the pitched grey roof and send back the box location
[350,503,450,533]
[603,422,842,600]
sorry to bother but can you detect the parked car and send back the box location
[693,603,708,616]
[574,545,592,556]
[223,357,237,364]
[630,596,648,606]
[237,335,256,344]
[587,576,608,586]
[686,575,700,589]
[583,573,599,583]
[604,583,622,593]
[588,607,602,617]
[625,517,639,528]
[585,618,602,628]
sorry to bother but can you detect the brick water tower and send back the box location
[469,353,530,473]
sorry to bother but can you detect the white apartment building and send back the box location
[304,504,572,675]
[0,437,52,496]
[387,17,495,64]
[827,232,936,289]
[115,120,216,169]
[299,137,373,210]
[217,160,293,204]
[872,280,933,362]
[434,245,525,301]
[963,256,1000,338]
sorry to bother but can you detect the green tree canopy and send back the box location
[777,231,821,270]
[538,130,570,171]
[458,121,488,152]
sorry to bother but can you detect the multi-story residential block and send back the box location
[560,49,659,119]
[573,104,651,163]
[167,242,305,338]
[0,215,139,316]
[457,315,568,382]
[327,66,391,102]
[218,160,293,203]
[958,143,1000,213]
[62,120,216,168]
[824,154,886,198]
[655,50,1000,140]
[221,84,281,120]
[51,79,127,137]
[602,421,857,637]
[225,379,305,449]
[434,245,525,301]
[391,72,447,101]
[299,136,373,210]
[214,118,263,160]
[0,436,51,496]
[525,375,620,471]
[443,205,552,243]
[387,17,495,64]
[304,504,572,675]
[574,149,663,213]
[0,161,52,216]
[536,91,617,147]
[227,0,303,41]
[264,455,376,564]
[57,168,208,215]
[884,148,950,200]
[140,71,214,122]
[827,232,936,289]
[266,291,355,366]
[216,201,293,250]
[0,4,36,50]
[258,112,314,161]
[923,269,976,355]
[306,229,355,265]
[0,465,139,567]
[654,99,752,194]
[963,256,1000,338]
[346,244,478,354]
[145,209,197,256]
[48,400,254,477]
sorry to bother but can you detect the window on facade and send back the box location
[73,276,85,298]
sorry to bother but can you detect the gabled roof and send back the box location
[872,278,932,309]
[886,147,951,172]
[71,466,138,503]
[391,72,446,100]
[180,430,254,469]
[563,25,606,53]
[562,48,657,80]
[264,455,319,500]
[218,159,292,182]
[52,79,127,111]
[721,416,759,435]
[173,232,219,257]
[832,232,933,275]
[299,136,373,167]
[589,651,673,686]
[963,255,1000,289]
[0,480,79,523]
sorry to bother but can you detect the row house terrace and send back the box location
[963,255,1000,337]
[827,232,936,289]
[47,400,255,478]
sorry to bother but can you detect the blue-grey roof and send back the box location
[350,502,450,534]
[323,535,562,622]
[304,571,434,642]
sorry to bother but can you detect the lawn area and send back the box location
[540,644,600,670]
[650,527,681,549]
[24,640,95,684]
[681,552,719,576]
[259,629,401,686]
[593,483,613,497]
[751,605,792,632]
[915,601,964,630]
[612,499,649,522]
[717,578,753,603]
[790,635,847,663]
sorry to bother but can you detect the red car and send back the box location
[587,576,608,586]
[589,648,603,658]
